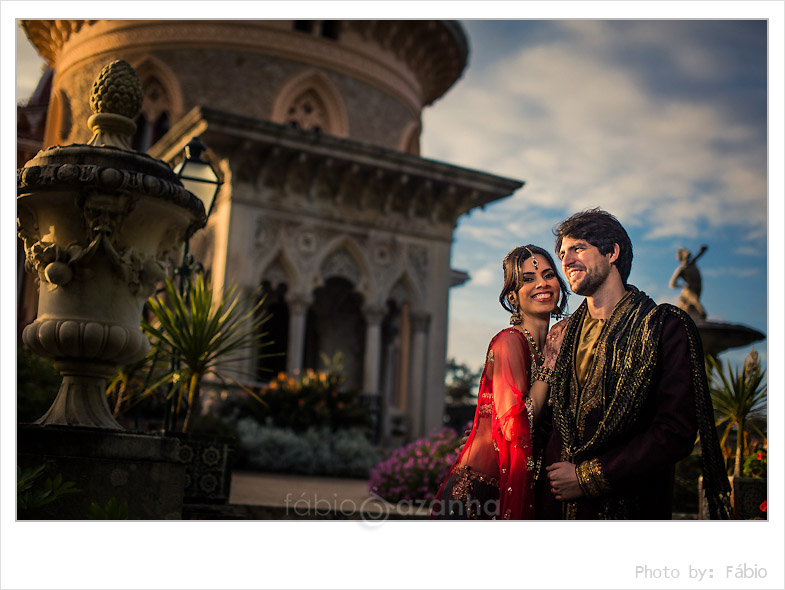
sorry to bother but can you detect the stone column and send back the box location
[362,305,386,394]
[286,294,311,375]
[408,311,430,437]
[395,302,411,410]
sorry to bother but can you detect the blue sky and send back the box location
[420,19,769,372]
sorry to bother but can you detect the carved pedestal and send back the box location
[17,60,205,429]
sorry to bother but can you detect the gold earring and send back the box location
[510,301,522,325]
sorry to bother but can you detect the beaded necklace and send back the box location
[522,326,544,365]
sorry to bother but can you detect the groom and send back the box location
[535,208,731,519]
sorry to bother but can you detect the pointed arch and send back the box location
[314,236,372,299]
[129,55,184,151]
[271,70,349,138]
[387,270,424,312]
[259,248,301,292]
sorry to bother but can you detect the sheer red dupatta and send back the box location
[491,329,535,519]
[433,329,535,519]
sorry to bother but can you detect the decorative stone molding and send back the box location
[23,20,467,127]
[24,319,150,367]
[263,258,291,290]
[168,108,521,241]
[22,20,97,66]
[286,292,313,315]
[321,247,362,285]
[410,312,431,333]
[363,305,388,325]
[407,244,430,285]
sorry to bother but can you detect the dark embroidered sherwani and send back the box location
[535,286,731,520]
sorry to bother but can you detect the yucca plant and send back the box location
[106,356,157,419]
[141,274,274,432]
[707,349,767,477]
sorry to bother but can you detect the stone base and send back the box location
[731,476,767,519]
[164,432,235,504]
[698,475,767,520]
[18,424,186,520]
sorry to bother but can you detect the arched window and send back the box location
[285,90,327,133]
[292,20,340,40]
[272,71,349,138]
[131,76,171,152]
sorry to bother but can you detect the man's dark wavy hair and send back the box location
[553,208,633,284]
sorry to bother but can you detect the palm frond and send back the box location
[707,352,768,475]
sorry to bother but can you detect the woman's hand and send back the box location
[544,318,569,370]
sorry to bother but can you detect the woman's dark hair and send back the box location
[499,244,570,316]
[553,208,633,284]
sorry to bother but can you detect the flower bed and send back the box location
[368,426,461,504]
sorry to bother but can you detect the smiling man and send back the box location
[535,208,732,520]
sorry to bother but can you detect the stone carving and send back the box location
[17,59,204,429]
[297,230,318,255]
[407,243,429,285]
[90,59,144,118]
[321,247,362,284]
[669,245,708,321]
[263,258,290,289]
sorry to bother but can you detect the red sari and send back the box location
[434,327,537,519]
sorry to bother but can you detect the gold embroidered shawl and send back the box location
[550,286,732,519]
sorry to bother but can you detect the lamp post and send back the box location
[171,137,222,294]
[156,138,222,431]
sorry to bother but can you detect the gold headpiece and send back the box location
[525,246,538,269]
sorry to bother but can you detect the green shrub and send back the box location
[236,418,379,478]
[17,464,81,514]
[743,449,767,478]
[17,344,60,423]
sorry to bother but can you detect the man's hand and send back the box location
[546,461,584,501]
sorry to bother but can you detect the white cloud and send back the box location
[703,266,761,278]
[423,21,766,250]
[470,263,499,287]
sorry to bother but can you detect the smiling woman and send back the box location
[432,243,569,520]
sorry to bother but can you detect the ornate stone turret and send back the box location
[17,60,205,429]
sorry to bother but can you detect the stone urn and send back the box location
[17,60,206,430]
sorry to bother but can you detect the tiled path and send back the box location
[226,471,430,519]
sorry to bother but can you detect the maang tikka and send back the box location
[524,246,538,269]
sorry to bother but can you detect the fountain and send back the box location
[668,245,764,357]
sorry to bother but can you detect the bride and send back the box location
[432,244,569,519]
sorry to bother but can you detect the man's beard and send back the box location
[569,262,611,296]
